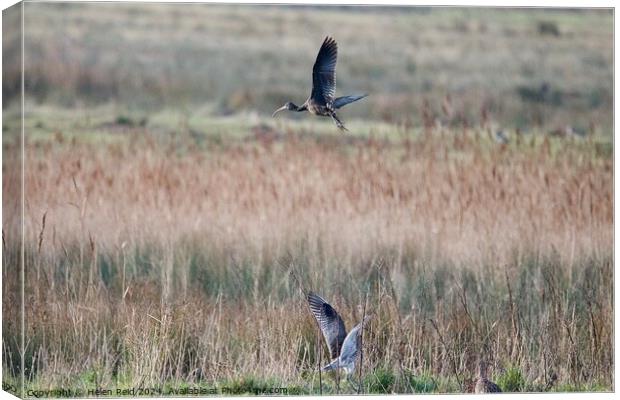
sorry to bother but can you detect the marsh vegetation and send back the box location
[2,3,613,395]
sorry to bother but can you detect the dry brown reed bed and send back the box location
[16,131,612,263]
[2,129,613,392]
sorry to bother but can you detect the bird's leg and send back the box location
[329,111,348,131]
[335,369,340,394]
[346,375,360,392]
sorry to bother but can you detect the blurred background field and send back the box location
[2,3,614,396]
[2,3,613,132]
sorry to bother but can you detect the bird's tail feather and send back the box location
[333,94,368,109]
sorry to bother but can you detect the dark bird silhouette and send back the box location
[272,37,367,131]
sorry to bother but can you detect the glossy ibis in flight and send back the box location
[272,37,367,131]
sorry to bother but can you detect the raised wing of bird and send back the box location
[337,316,371,369]
[307,292,347,360]
[320,315,372,375]
[311,37,338,105]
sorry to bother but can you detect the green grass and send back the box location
[16,365,601,396]
[497,366,526,392]
[3,102,614,157]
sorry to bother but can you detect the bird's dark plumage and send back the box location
[475,378,502,393]
[311,37,338,104]
[272,37,367,131]
[307,292,347,360]
[333,94,368,109]
[474,361,502,393]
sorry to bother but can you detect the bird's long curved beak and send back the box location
[272,106,287,118]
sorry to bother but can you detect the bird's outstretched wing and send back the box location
[311,37,338,105]
[307,292,347,360]
[333,94,367,109]
[338,316,370,366]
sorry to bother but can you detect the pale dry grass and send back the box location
[18,131,612,266]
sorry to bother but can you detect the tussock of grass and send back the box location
[365,369,396,393]
[496,366,525,392]
[406,372,437,393]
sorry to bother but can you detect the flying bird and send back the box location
[272,37,367,131]
[307,292,371,388]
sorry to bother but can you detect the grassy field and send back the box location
[2,3,614,397]
[3,4,614,131]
